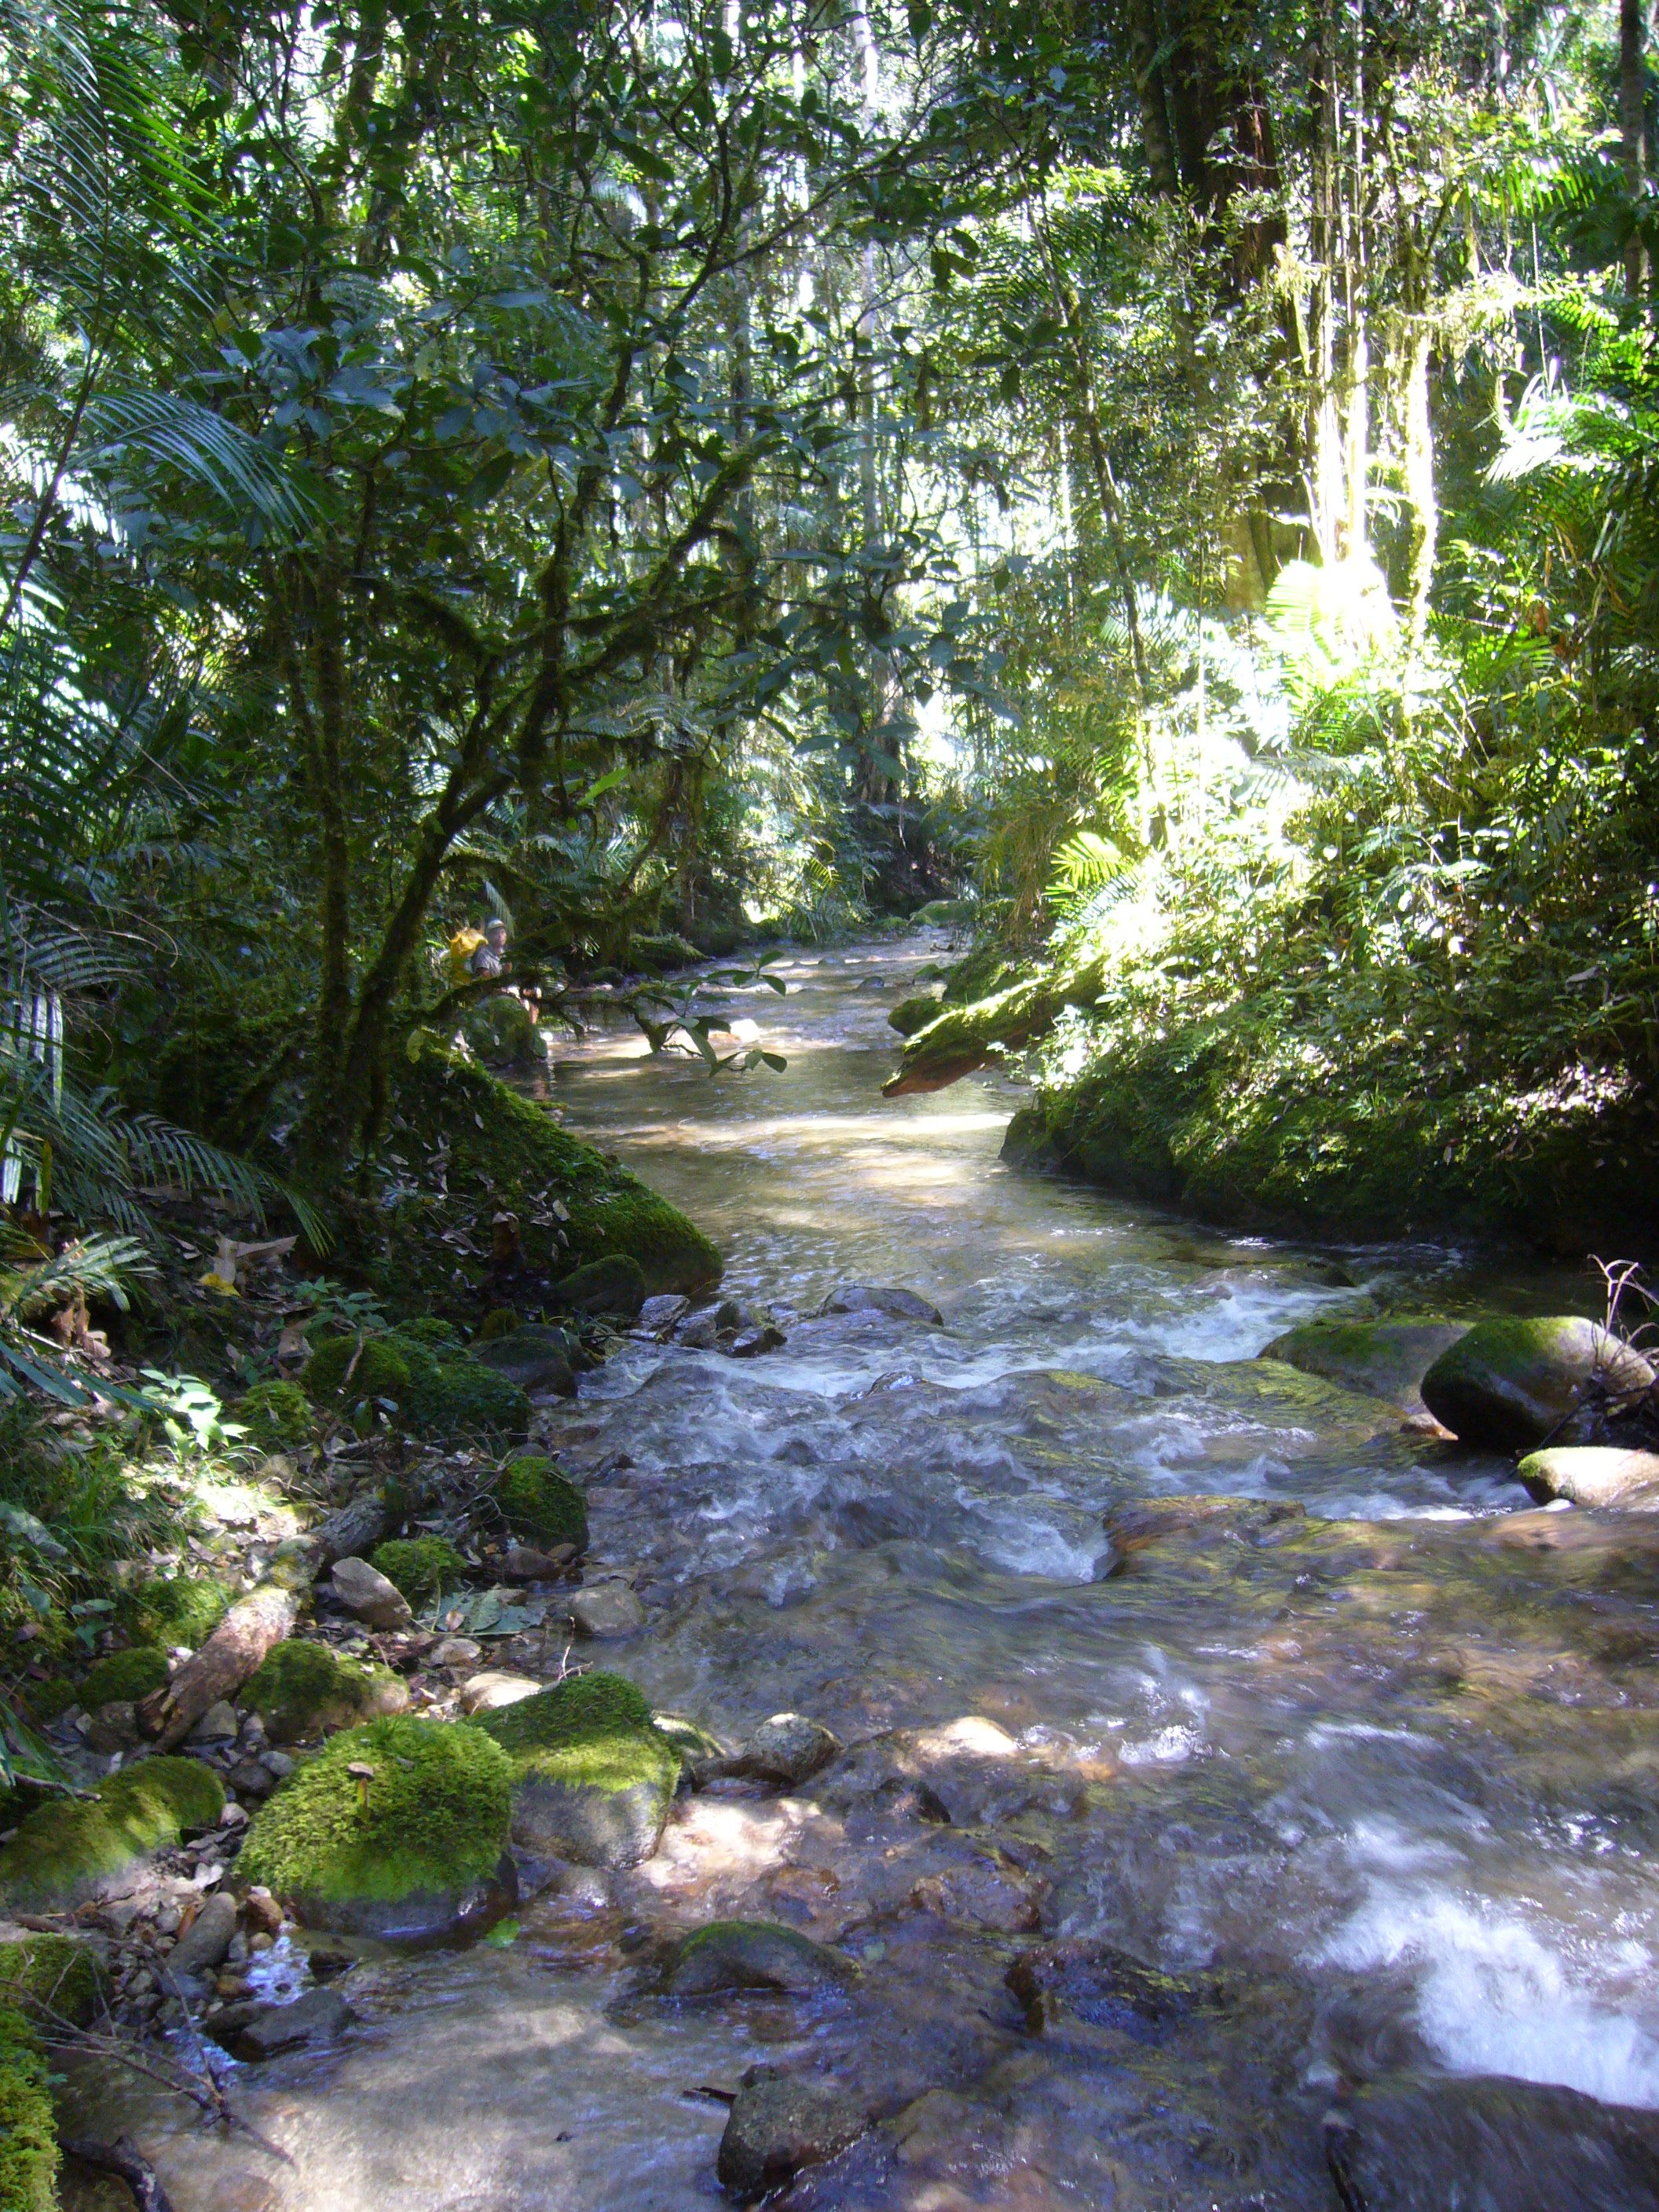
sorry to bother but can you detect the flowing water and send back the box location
[64,936,1659,2210]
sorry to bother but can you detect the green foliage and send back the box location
[242,1639,406,1742]
[79,1645,168,1708]
[0,1931,105,2026]
[493,1459,588,1552]
[0,2007,57,2212]
[236,1716,512,1906]
[0,1756,225,1910]
[237,1379,314,1452]
[395,1317,465,1350]
[475,1309,520,1343]
[371,1537,467,1606]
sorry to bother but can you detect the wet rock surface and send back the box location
[716,2070,867,2199]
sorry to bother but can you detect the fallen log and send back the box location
[137,1583,301,1750]
[881,961,1103,1098]
[312,1488,390,1567]
[63,2136,177,2212]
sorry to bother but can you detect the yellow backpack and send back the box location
[446,926,485,984]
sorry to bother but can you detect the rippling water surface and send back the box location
[66,936,1659,2210]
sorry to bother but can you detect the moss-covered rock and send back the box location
[304,1335,412,1410]
[395,1316,465,1350]
[1420,1317,1656,1451]
[243,1639,410,1743]
[1516,1445,1659,1509]
[662,1920,856,1996]
[888,993,944,1038]
[0,1932,106,2027]
[0,1758,225,1911]
[370,1536,467,1606]
[885,960,1102,1098]
[80,1646,170,1710]
[548,1254,645,1320]
[462,992,542,1067]
[401,1354,532,1441]
[126,1573,233,1650]
[238,1378,316,1452]
[395,1053,722,1296]
[471,1671,679,1869]
[236,1714,515,1941]
[0,2007,56,2212]
[494,1458,588,1552]
[1258,1319,1470,1418]
[476,1307,520,1342]
[467,1327,577,1398]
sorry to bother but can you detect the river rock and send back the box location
[727,1325,786,1358]
[84,1699,141,1755]
[189,1699,239,1741]
[501,1542,575,1581]
[330,1555,414,1631]
[1323,2072,1659,2210]
[1420,1317,1654,1450]
[663,1921,855,1996]
[459,1671,544,1714]
[735,1713,841,1786]
[1258,1318,1469,1415]
[549,1254,646,1320]
[1517,1445,1659,1510]
[716,2070,868,2201]
[567,1581,645,1639]
[639,1294,690,1333]
[469,1326,578,1397]
[821,1284,943,1324]
[169,1890,238,1976]
[233,1985,357,2061]
[471,1673,680,1870]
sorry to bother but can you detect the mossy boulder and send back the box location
[476,1307,520,1342]
[662,1921,856,1997]
[462,991,541,1067]
[243,1639,409,1743]
[548,1254,645,1320]
[494,1458,588,1553]
[125,1573,232,1650]
[238,1378,316,1452]
[1420,1317,1656,1451]
[0,1931,106,2027]
[1258,1319,1470,1418]
[888,994,944,1038]
[396,1315,465,1350]
[396,1053,722,1295]
[405,1354,533,1440]
[370,1536,467,1606]
[1516,1445,1659,1510]
[80,1646,170,1710]
[471,1672,679,1869]
[0,2008,56,2212]
[236,1714,515,1942]
[0,1759,225,1912]
[467,1327,577,1398]
[304,1335,412,1411]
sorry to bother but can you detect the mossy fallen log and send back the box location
[882,961,1102,1097]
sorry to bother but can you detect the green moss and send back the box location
[304,1335,412,1408]
[476,1307,520,1342]
[236,1715,512,1907]
[81,1646,170,1708]
[16,1679,75,1725]
[494,1458,588,1551]
[125,1574,232,1650]
[463,992,540,1065]
[0,1932,105,2026]
[888,994,944,1038]
[394,1316,465,1350]
[0,2007,56,2212]
[397,1054,722,1296]
[401,1356,530,1442]
[471,1671,679,1796]
[243,1639,407,1742]
[371,1536,467,1605]
[0,1758,225,1911]
[238,1378,315,1451]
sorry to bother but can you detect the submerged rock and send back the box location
[734,1713,841,1787]
[471,1672,679,1870]
[663,1921,855,1996]
[1517,1445,1659,1510]
[1258,1318,1469,1416]
[716,2070,867,2200]
[235,1714,515,1942]
[0,1759,225,1911]
[821,1284,943,1324]
[1324,2072,1659,2211]
[1420,1317,1654,1450]
[567,1581,645,1639]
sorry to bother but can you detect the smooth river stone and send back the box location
[1518,1445,1659,1510]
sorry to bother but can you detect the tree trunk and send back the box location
[1125,0,1181,196]
[137,1584,301,1750]
[1621,0,1650,300]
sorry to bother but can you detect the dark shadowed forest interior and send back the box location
[4,1,1659,2207]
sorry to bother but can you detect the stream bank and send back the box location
[36,934,1659,2211]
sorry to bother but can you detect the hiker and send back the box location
[470,917,510,979]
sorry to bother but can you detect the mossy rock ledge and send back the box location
[470,1672,679,1870]
[243,1639,409,1744]
[1420,1317,1656,1452]
[396,1054,722,1297]
[236,1715,515,1942]
[0,1760,225,1913]
[1258,1319,1470,1418]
